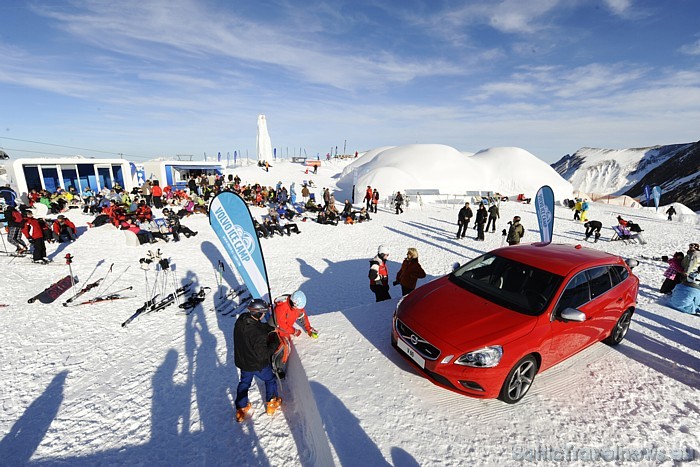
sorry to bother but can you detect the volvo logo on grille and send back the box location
[410,334,419,345]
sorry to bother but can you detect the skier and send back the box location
[270,290,317,378]
[583,220,602,242]
[456,202,472,239]
[4,205,28,254]
[475,204,487,241]
[394,248,426,296]
[506,216,525,245]
[394,192,404,215]
[234,299,282,421]
[369,245,391,301]
[485,203,500,233]
[22,211,49,264]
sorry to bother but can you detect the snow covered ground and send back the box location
[1,158,699,466]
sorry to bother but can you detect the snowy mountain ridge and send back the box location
[551,141,700,211]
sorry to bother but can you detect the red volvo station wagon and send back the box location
[391,243,639,403]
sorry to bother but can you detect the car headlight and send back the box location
[455,346,503,368]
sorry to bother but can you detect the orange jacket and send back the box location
[272,296,312,338]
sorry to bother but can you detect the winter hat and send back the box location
[377,245,389,256]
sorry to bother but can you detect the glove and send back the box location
[307,328,318,339]
[393,280,399,286]
[294,329,302,337]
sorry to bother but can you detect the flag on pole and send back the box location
[209,192,271,302]
[227,152,230,167]
[643,185,651,206]
[217,151,221,162]
[234,150,237,166]
[535,185,555,245]
[652,186,662,212]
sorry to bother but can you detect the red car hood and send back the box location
[397,276,538,349]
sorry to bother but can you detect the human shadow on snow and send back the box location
[0,371,68,464]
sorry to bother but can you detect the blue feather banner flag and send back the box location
[535,185,555,245]
[652,186,662,212]
[209,192,271,302]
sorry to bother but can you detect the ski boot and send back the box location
[236,403,252,422]
[266,397,282,416]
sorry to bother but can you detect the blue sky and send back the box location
[1,0,699,163]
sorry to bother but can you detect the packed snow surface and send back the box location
[1,158,699,466]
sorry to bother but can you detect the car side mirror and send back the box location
[560,307,586,322]
[452,262,460,271]
[626,258,639,269]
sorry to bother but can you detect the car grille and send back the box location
[395,319,441,360]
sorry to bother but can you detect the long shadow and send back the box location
[385,225,483,259]
[635,308,700,338]
[634,319,700,356]
[616,329,700,388]
[0,371,68,464]
[310,381,392,466]
[201,240,242,367]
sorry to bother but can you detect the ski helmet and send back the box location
[290,290,307,309]
[247,299,268,318]
[377,245,389,256]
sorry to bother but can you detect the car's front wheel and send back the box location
[603,310,632,346]
[499,355,538,404]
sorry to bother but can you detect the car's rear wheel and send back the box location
[499,355,538,404]
[603,310,632,346]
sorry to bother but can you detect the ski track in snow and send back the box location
[1,159,699,466]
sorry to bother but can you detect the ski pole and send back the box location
[65,253,77,295]
[93,263,115,299]
[217,260,225,299]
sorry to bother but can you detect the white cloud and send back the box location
[679,39,700,56]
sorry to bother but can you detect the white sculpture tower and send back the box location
[256,114,273,163]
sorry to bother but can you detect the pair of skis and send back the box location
[121,282,193,327]
[62,262,134,306]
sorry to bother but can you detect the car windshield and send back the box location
[450,253,564,316]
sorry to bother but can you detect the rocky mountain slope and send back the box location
[551,140,700,212]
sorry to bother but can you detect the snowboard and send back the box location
[28,275,78,304]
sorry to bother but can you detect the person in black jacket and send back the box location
[475,204,487,241]
[584,220,603,242]
[234,299,281,421]
[456,202,472,239]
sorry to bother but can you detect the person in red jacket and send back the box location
[151,181,163,209]
[135,200,153,222]
[52,215,77,243]
[369,245,391,301]
[22,211,49,263]
[363,185,373,211]
[270,290,317,378]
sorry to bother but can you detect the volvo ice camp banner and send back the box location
[535,185,555,245]
[209,191,271,302]
[644,185,651,206]
[652,186,662,212]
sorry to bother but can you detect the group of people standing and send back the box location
[456,201,523,245]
